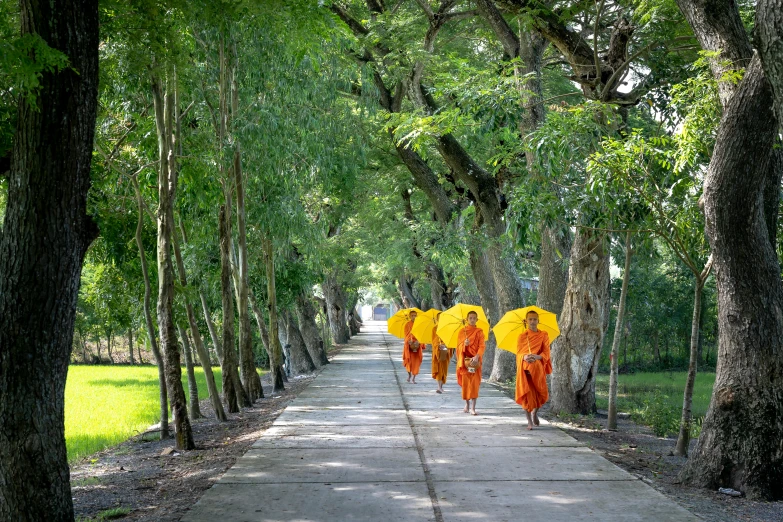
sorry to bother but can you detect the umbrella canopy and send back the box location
[387,307,424,339]
[436,303,490,349]
[493,305,559,354]
[411,309,441,344]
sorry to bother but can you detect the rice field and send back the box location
[65,365,259,462]
[595,371,716,437]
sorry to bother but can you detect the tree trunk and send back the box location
[653,329,660,365]
[173,226,227,421]
[232,144,262,402]
[468,247,499,378]
[128,328,135,365]
[537,225,571,315]
[200,291,223,363]
[295,293,330,367]
[134,176,167,431]
[151,72,194,451]
[107,333,114,363]
[757,0,783,135]
[281,310,316,375]
[679,57,783,500]
[0,1,99,518]
[218,204,251,411]
[263,237,286,391]
[674,276,706,456]
[608,232,632,430]
[96,339,102,364]
[322,270,350,344]
[550,229,611,414]
[178,325,202,420]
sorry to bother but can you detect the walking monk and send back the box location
[431,313,454,394]
[403,310,424,383]
[456,311,485,415]
[515,310,552,430]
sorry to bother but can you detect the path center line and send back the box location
[381,330,444,522]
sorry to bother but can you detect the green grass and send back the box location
[595,371,715,438]
[65,365,263,462]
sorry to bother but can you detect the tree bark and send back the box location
[173,226,227,421]
[550,229,611,414]
[178,325,202,420]
[296,293,330,367]
[218,204,250,412]
[469,247,500,378]
[674,275,706,456]
[281,310,316,375]
[263,237,286,391]
[323,270,350,344]
[128,329,134,365]
[608,232,632,430]
[134,175,168,437]
[107,334,114,363]
[151,72,194,451]
[200,291,223,363]
[679,57,783,500]
[537,225,571,315]
[0,0,99,517]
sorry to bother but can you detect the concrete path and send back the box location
[183,322,697,521]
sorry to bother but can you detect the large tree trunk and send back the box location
[608,232,632,430]
[263,237,286,391]
[550,229,611,414]
[468,247,499,378]
[151,72,194,451]
[679,57,783,500]
[295,293,330,367]
[178,325,202,420]
[0,0,99,517]
[537,225,571,315]
[173,228,227,421]
[323,270,350,344]
[281,310,316,375]
[218,204,251,412]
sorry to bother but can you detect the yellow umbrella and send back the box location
[436,303,490,349]
[387,307,424,339]
[493,305,559,354]
[411,309,441,344]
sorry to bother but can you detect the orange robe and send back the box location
[515,329,552,411]
[456,325,485,400]
[402,320,423,375]
[430,326,453,383]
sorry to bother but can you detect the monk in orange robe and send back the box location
[430,314,454,394]
[456,311,485,415]
[402,310,424,383]
[515,310,552,430]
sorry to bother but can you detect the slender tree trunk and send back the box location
[178,325,202,420]
[218,205,251,411]
[263,237,286,391]
[281,310,316,374]
[173,226,227,420]
[674,275,707,456]
[608,232,632,430]
[96,339,102,364]
[322,270,350,344]
[296,293,330,367]
[0,0,99,517]
[200,291,223,363]
[128,328,135,365]
[679,57,783,499]
[151,72,194,450]
[107,333,114,363]
[550,229,611,414]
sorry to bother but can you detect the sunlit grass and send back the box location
[595,371,715,437]
[65,365,262,462]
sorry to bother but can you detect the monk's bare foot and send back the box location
[463,405,470,413]
[527,423,533,430]
[471,409,478,416]
[436,389,442,394]
[533,411,540,426]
